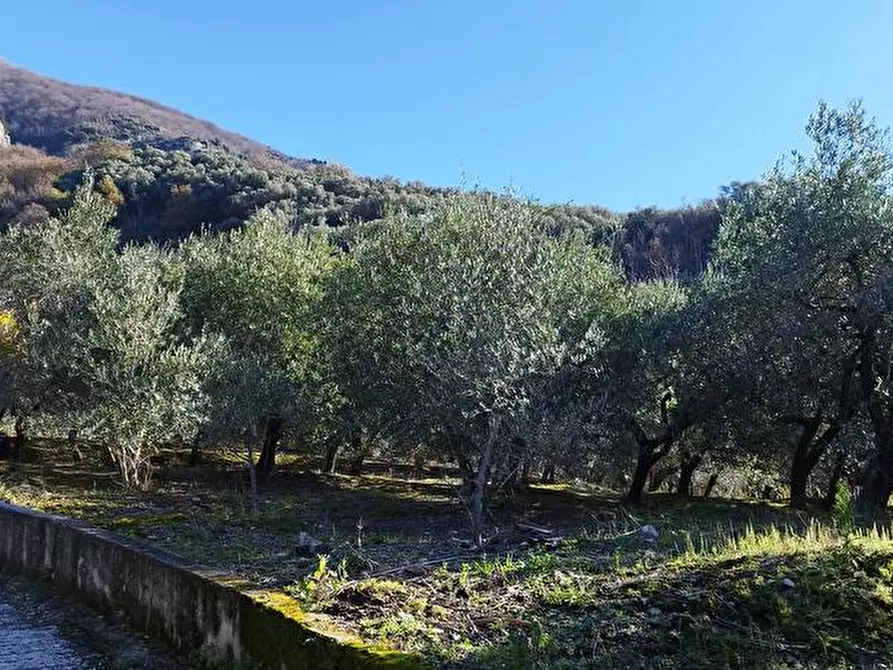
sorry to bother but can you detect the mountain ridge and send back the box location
[0,59,315,168]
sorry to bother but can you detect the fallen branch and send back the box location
[514,521,555,535]
[365,553,470,579]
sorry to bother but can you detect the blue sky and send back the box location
[3,1,892,211]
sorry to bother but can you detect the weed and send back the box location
[833,480,855,532]
[469,553,524,581]
[357,578,408,598]
[285,553,348,609]
[457,563,471,590]
[525,550,558,574]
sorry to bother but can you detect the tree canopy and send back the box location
[2,101,893,532]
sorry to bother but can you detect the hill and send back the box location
[0,59,310,168]
[0,60,725,278]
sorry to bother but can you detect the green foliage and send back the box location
[0,309,20,356]
[0,174,214,486]
[2,99,893,545]
[709,101,893,512]
[322,192,624,540]
[832,481,855,532]
[80,244,217,485]
[179,207,341,447]
[286,554,351,610]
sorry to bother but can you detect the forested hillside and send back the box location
[0,61,722,279]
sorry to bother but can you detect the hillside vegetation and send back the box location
[0,61,722,278]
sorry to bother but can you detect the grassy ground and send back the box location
[1,443,892,669]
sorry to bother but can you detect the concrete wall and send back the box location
[0,502,418,669]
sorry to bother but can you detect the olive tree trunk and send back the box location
[324,443,340,474]
[470,416,501,549]
[822,451,847,512]
[857,430,893,517]
[788,417,827,510]
[627,446,665,505]
[257,416,283,473]
[245,436,260,515]
[676,452,703,496]
[540,464,556,484]
[703,472,719,498]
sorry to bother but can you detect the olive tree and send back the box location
[0,176,214,485]
[0,309,22,432]
[325,194,620,545]
[508,236,626,486]
[179,207,340,472]
[77,245,216,486]
[598,279,698,504]
[712,102,893,512]
[0,176,118,441]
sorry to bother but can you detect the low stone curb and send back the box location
[0,501,421,669]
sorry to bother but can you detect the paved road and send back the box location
[0,589,101,669]
[0,577,188,670]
